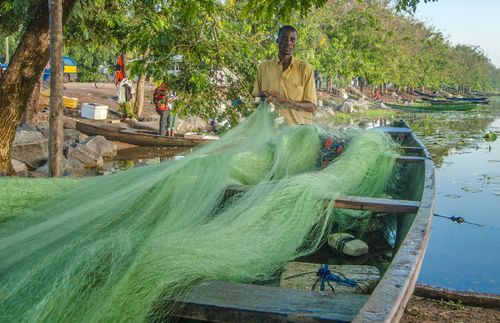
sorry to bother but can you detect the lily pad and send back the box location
[461,187,483,193]
[443,194,461,199]
[484,132,497,142]
[493,190,500,197]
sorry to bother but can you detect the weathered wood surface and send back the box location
[333,196,419,214]
[75,119,215,147]
[178,281,368,323]
[396,156,426,163]
[353,158,435,322]
[414,283,500,309]
[280,262,380,295]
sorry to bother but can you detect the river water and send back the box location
[112,97,500,295]
[405,96,500,295]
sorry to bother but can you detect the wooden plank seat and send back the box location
[177,281,368,323]
[226,185,420,215]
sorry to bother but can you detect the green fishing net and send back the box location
[0,103,398,322]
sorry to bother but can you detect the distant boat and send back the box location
[421,97,489,105]
[414,90,438,98]
[385,102,478,112]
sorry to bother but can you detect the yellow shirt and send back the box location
[253,57,317,125]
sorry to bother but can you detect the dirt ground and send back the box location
[50,83,500,322]
[61,81,158,117]
[402,296,500,322]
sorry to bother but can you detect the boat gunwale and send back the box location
[353,129,435,322]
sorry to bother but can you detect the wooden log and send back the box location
[414,283,500,309]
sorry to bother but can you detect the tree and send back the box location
[48,0,64,177]
[0,0,76,175]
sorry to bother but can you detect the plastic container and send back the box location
[63,96,79,109]
[81,103,108,120]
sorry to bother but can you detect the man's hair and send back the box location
[277,25,298,40]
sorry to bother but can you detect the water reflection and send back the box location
[104,146,190,171]
[408,99,500,294]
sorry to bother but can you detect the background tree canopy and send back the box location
[54,0,499,121]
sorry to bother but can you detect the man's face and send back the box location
[277,29,297,56]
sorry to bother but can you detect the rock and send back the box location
[176,116,209,133]
[11,159,28,176]
[67,144,103,169]
[36,121,50,138]
[340,101,355,113]
[31,159,97,177]
[64,128,88,145]
[12,130,49,168]
[63,117,77,129]
[64,158,97,177]
[83,135,117,158]
[140,115,159,122]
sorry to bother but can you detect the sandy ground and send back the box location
[62,81,157,117]
[45,83,500,322]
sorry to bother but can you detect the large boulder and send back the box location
[66,143,103,169]
[176,116,209,133]
[31,158,97,177]
[64,128,88,146]
[36,121,50,138]
[12,130,49,168]
[83,135,117,159]
[11,159,28,176]
[340,101,355,113]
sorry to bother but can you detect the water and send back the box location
[406,98,500,295]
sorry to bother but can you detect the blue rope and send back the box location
[312,264,358,292]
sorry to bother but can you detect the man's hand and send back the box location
[262,90,289,106]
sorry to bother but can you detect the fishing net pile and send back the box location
[0,103,398,322]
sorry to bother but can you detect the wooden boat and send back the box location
[414,90,438,98]
[385,102,477,112]
[74,118,217,147]
[447,96,488,102]
[422,97,489,105]
[176,122,435,322]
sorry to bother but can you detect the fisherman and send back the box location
[253,25,317,126]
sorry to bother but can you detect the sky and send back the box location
[415,0,500,68]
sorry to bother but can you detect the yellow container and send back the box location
[63,96,79,109]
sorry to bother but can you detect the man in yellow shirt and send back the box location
[253,25,317,125]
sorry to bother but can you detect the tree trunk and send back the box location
[133,49,150,118]
[0,0,76,176]
[4,36,9,64]
[122,54,128,79]
[22,73,43,125]
[48,0,64,177]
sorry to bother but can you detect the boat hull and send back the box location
[175,124,435,322]
[75,119,215,147]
